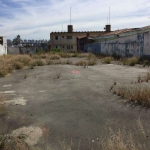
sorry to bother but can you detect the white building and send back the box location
[0,36,7,55]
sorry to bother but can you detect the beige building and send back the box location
[50,25,111,52]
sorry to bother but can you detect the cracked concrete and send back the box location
[0,64,150,149]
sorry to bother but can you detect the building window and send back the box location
[63,46,64,48]
[67,46,73,49]
[62,36,64,38]
[55,36,58,40]
[56,46,58,48]
[67,36,72,39]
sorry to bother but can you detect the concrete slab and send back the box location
[0,64,150,149]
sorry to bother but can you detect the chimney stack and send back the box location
[104,25,111,32]
[67,25,73,33]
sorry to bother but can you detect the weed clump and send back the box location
[102,57,113,64]
[112,84,150,107]
[50,55,61,60]
[121,57,139,66]
[75,60,87,66]
[102,119,149,150]
[59,53,71,58]
[31,60,44,66]
[87,59,97,66]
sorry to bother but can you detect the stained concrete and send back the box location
[0,64,150,149]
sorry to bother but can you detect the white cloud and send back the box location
[0,0,150,40]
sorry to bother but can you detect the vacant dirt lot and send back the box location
[0,63,150,149]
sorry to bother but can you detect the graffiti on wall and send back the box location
[84,31,150,57]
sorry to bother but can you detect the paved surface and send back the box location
[0,64,150,149]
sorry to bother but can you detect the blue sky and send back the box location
[0,0,150,40]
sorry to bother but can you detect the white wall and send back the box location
[0,36,7,55]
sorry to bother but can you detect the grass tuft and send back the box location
[50,55,61,60]
[75,60,87,66]
[112,84,150,107]
[102,57,113,64]
[121,57,139,66]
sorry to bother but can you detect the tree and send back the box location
[12,35,21,45]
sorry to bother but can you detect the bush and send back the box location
[37,49,44,54]
[102,57,113,64]
[121,57,139,66]
[15,55,31,66]
[13,62,24,69]
[50,48,61,54]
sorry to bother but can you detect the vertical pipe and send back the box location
[109,7,110,25]
[70,6,71,25]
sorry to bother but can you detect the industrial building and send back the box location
[50,24,111,52]
[84,25,150,57]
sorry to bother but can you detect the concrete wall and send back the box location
[84,31,150,57]
[8,47,36,54]
[0,36,7,55]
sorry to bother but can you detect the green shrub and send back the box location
[50,48,61,54]
[37,49,44,54]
